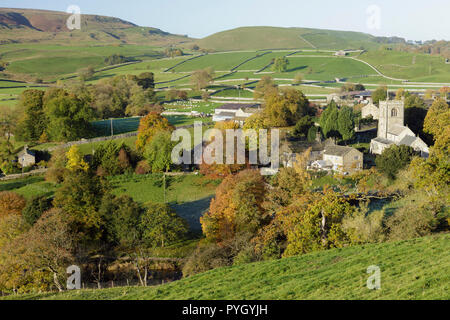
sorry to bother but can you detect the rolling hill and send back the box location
[0,8,190,46]
[6,233,449,300]
[194,26,382,51]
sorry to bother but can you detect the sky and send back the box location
[2,0,449,41]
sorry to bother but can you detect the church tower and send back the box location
[377,98,405,138]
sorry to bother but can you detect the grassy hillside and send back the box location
[0,8,189,46]
[8,233,449,300]
[196,26,380,51]
[359,49,450,82]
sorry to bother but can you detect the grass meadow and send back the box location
[8,233,449,300]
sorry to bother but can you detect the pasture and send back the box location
[9,233,449,300]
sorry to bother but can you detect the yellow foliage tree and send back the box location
[66,145,89,172]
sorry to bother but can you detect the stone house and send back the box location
[17,146,36,168]
[323,145,364,173]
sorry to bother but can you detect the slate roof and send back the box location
[399,135,417,147]
[324,145,358,157]
[372,137,394,145]
[388,125,411,136]
[17,147,35,158]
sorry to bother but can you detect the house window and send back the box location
[391,108,398,117]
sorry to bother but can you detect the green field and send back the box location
[109,174,218,230]
[359,50,450,82]
[8,233,449,300]
[0,176,58,199]
[91,115,212,137]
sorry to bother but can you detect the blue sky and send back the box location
[2,0,449,40]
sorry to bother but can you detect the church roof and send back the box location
[388,125,410,136]
[398,135,417,147]
[372,137,394,145]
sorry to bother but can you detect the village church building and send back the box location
[367,99,429,157]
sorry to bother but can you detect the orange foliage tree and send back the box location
[0,192,26,218]
[201,169,268,243]
[135,112,174,151]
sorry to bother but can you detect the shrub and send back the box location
[386,205,437,241]
[376,145,417,180]
[135,160,151,175]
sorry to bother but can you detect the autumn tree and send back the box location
[66,145,89,172]
[191,68,214,91]
[136,112,174,151]
[283,188,353,257]
[263,88,310,127]
[254,76,277,100]
[45,148,68,184]
[0,192,26,218]
[201,170,267,243]
[19,209,76,292]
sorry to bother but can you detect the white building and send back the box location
[212,103,261,125]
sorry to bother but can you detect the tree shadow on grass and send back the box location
[171,195,214,232]
[0,176,44,192]
[285,65,307,73]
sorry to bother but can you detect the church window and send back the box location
[391,108,398,117]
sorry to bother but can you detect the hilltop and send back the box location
[0,8,190,45]
[194,26,381,51]
[7,233,449,300]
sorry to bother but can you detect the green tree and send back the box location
[293,116,314,138]
[307,126,317,142]
[144,131,176,173]
[272,57,289,73]
[140,203,188,247]
[100,194,144,246]
[321,102,339,139]
[372,86,388,105]
[45,93,94,142]
[22,196,53,226]
[338,106,355,142]
[376,145,417,179]
[53,170,107,241]
[15,90,46,142]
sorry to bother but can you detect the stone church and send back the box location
[368,99,429,157]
